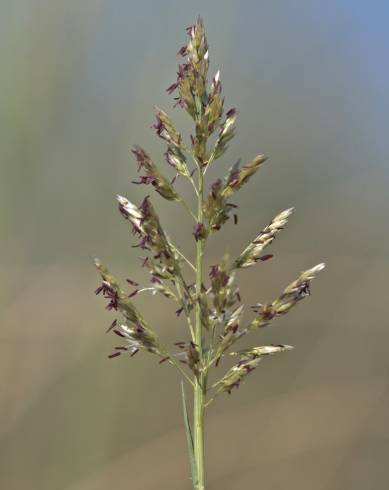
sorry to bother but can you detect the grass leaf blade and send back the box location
[181,381,197,486]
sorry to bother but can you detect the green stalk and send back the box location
[193,167,206,490]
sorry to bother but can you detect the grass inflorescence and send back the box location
[93,17,325,490]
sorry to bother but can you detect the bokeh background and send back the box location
[1,1,389,489]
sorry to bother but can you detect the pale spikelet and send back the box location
[203,178,232,231]
[142,256,175,284]
[95,259,143,324]
[193,222,208,241]
[167,17,209,118]
[204,70,224,134]
[185,17,208,99]
[221,155,267,198]
[141,254,189,306]
[203,155,267,233]
[249,263,326,330]
[165,148,188,176]
[153,107,182,147]
[174,65,196,118]
[149,283,177,301]
[198,291,212,331]
[194,67,224,164]
[225,303,244,330]
[276,262,326,313]
[153,109,192,179]
[212,358,261,394]
[234,207,294,269]
[117,195,189,304]
[112,322,162,357]
[230,344,294,360]
[117,195,144,231]
[117,194,170,257]
[136,283,178,301]
[213,304,245,365]
[95,260,165,360]
[214,345,294,394]
[210,107,237,161]
[209,257,240,318]
[132,146,179,201]
[174,341,201,377]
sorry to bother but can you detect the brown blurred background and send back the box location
[1,1,389,489]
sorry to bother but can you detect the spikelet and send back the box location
[198,291,213,331]
[209,257,240,318]
[95,259,165,359]
[221,155,267,198]
[131,146,179,201]
[204,70,224,134]
[234,207,294,268]
[153,108,182,146]
[230,344,294,360]
[174,341,201,377]
[117,195,174,264]
[213,358,261,394]
[213,304,245,365]
[110,322,162,358]
[94,259,142,324]
[117,195,190,305]
[153,108,191,179]
[210,107,237,161]
[203,155,267,232]
[202,178,231,231]
[249,263,326,330]
[213,345,294,395]
[167,17,209,120]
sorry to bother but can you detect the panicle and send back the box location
[94,17,326,415]
[234,207,294,269]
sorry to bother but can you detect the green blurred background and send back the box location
[1,1,389,489]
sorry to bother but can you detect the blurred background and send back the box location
[1,1,389,489]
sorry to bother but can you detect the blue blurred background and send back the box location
[1,1,389,489]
